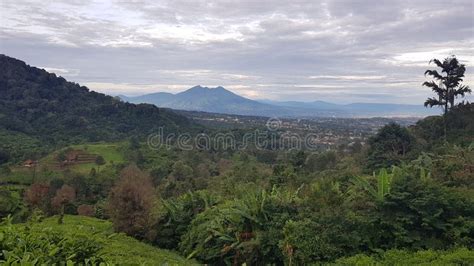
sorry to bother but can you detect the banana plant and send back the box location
[411,152,433,180]
[349,168,393,201]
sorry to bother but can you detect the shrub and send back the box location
[153,190,219,249]
[0,216,106,264]
[24,183,50,212]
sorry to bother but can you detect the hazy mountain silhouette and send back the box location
[121,86,439,118]
[121,85,287,116]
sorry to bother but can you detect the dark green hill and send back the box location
[0,54,195,162]
[411,103,474,146]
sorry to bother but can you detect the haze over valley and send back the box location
[119,85,439,117]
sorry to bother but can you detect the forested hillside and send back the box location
[0,55,195,163]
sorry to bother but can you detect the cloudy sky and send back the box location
[1,0,473,104]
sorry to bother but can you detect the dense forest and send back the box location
[0,55,473,265]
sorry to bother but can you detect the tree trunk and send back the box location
[58,204,65,224]
[32,164,36,183]
[444,101,448,143]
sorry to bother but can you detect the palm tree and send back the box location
[423,56,471,141]
[423,56,470,114]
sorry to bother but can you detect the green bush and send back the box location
[179,187,299,265]
[0,187,28,221]
[153,190,219,249]
[0,215,194,265]
[0,216,106,264]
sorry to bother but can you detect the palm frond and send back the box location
[424,70,444,80]
[424,97,442,108]
[422,81,445,95]
[430,58,444,69]
[454,85,471,97]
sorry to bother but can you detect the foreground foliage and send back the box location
[335,248,474,265]
[0,215,193,265]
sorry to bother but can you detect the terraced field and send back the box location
[0,143,126,186]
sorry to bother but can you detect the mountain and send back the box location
[122,85,288,116]
[0,54,195,161]
[123,87,439,118]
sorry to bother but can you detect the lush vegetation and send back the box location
[335,248,474,265]
[0,55,472,264]
[0,215,193,265]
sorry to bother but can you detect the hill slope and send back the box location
[0,54,195,162]
[0,55,192,139]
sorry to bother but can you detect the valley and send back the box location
[180,110,421,150]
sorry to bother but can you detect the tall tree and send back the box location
[107,164,155,239]
[51,185,76,224]
[366,123,414,171]
[24,183,51,213]
[423,56,470,142]
[423,56,471,114]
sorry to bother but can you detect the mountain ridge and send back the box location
[121,86,439,118]
[121,85,285,116]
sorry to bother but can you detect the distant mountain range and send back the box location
[119,86,284,117]
[119,86,439,118]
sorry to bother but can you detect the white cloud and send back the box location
[308,75,387,81]
[41,67,80,76]
[392,48,474,67]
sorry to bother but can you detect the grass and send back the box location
[66,143,126,174]
[39,142,126,174]
[23,215,196,265]
[1,142,126,185]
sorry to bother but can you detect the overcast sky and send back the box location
[1,0,473,104]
